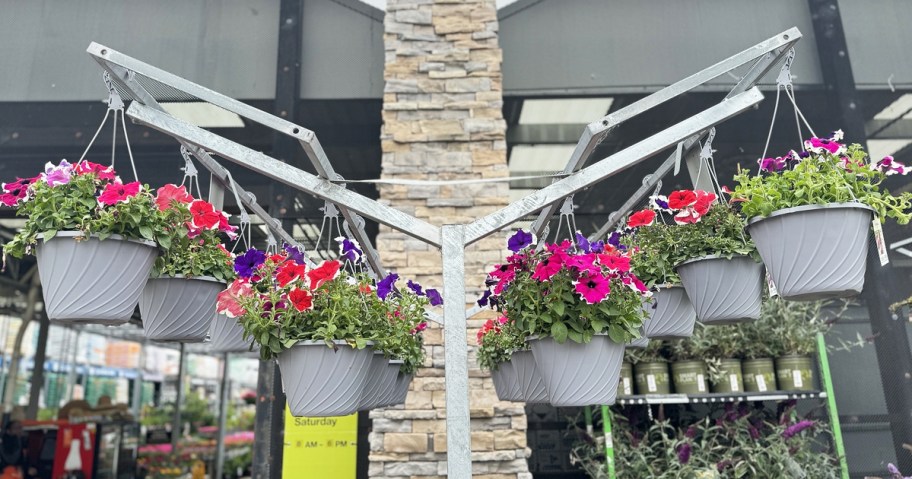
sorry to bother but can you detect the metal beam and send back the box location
[526,27,801,239]
[125,102,442,247]
[441,225,470,478]
[464,88,765,244]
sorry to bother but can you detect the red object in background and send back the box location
[52,423,95,479]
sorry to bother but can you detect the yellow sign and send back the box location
[282,408,358,478]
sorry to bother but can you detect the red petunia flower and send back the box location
[667,190,698,210]
[98,181,141,206]
[216,280,252,318]
[288,288,314,312]
[154,184,192,211]
[189,199,221,230]
[75,161,117,180]
[693,190,717,216]
[276,262,306,288]
[307,260,342,290]
[627,209,656,228]
[598,253,631,273]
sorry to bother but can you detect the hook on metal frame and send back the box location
[776,48,796,88]
[103,71,124,111]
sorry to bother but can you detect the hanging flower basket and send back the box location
[208,314,255,353]
[278,340,374,417]
[510,350,548,403]
[37,232,158,323]
[385,369,413,408]
[747,203,873,301]
[676,255,763,324]
[530,334,625,406]
[139,275,224,342]
[642,285,696,339]
[491,359,524,402]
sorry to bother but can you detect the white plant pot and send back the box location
[676,255,763,324]
[642,285,696,339]
[529,335,624,406]
[277,340,373,417]
[140,275,223,342]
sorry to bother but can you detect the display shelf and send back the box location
[615,390,825,405]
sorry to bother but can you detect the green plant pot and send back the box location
[710,358,743,393]
[776,355,815,391]
[742,358,777,393]
[671,360,708,394]
[618,362,634,397]
[634,361,670,395]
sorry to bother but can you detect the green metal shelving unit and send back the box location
[586,333,849,479]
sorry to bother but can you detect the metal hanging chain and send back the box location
[76,72,139,182]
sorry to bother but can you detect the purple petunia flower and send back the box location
[677,443,691,464]
[425,288,443,306]
[335,236,363,264]
[283,243,306,264]
[477,289,492,307]
[234,248,266,278]
[649,194,670,211]
[782,420,814,439]
[377,273,399,300]
[507,229,534,253]
[758,156,787,172]
[43,160,73,187]
[607,231,627,251]
[575,231,592,253]
[407,279,424,296]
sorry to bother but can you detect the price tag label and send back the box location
[756,374,767,392]
[697,374,706,392]
[730,374,740,392]
[766,271,778,298]
[873,218,889,266]
[622,378,632,395]
[647,375,657,392]
[792,370,803,388]
[605,435,613,449]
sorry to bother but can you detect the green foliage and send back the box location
[4,171,161,258]
[732,143,912,223]
[500,262,646,345]
[571,407,840,479]
[152,198,234,281]
[476,317,527,371]
[756,298,845,357]
[368,286,428,375]
[624,339,668,364]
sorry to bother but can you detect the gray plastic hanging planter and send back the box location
[747,203,873,301]
[676,255,763,324]
[36,232,158,324]
[386,370,413,407]
[642,285,696,339]
[510,350,549,403]
[140,276,224,342]
[491,359,524,402]
[626,336,649,349]
[278,340,374,417]
[358,352,395,410]
[208,314,255,353]
[375,360,406,408]
[529,334,624,407]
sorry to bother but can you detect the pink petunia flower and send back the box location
[874,156,910,176]
[43,160,73,187]
[574,272,611,304]
[566,253,600,274]
[532,249,567,282]
[598,253,631,273]
[804,137,845,156]
[98,181,141,206]
[189,199,221,230]
[75,161,116,180]
[673,207,701,225]
[154,184,192,211]
[693,190,717,216]
[216,279,252,318]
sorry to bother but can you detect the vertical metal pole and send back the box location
[130,344,145,416]
[252,360,284,478]
[817,333,849,479]
[172,343,186,451]
[3,273,40,412]
[806,1,912,472]
[26,310,49,419]
[441,225,470,479]
[601,405,615,479]
[215,353,230,479]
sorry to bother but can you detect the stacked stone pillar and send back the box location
[369,1,531,478]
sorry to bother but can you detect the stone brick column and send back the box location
[369,1,531,478]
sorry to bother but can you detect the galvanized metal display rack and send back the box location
[86,27,803,479]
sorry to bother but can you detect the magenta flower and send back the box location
[875,156,910,176]
[622,275,650,295]
[782,420,814,439]
[598,253,631,273]
[531,250,566,282]
[566,253,599,274]
[758,156,787,172]
[677,443,691,464]
[574,272,611,304]
[804,137,845,155]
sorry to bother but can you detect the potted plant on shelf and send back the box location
[737,307,779,393]
[2,161,161,323]
[731,130,912,300]
[140,184,237,342]
[700,325,745,393]
[668,324,711,395]
[620,205,697,339]
[480,229,650,406]
[627,339,671,395]
[762,298,840,391]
